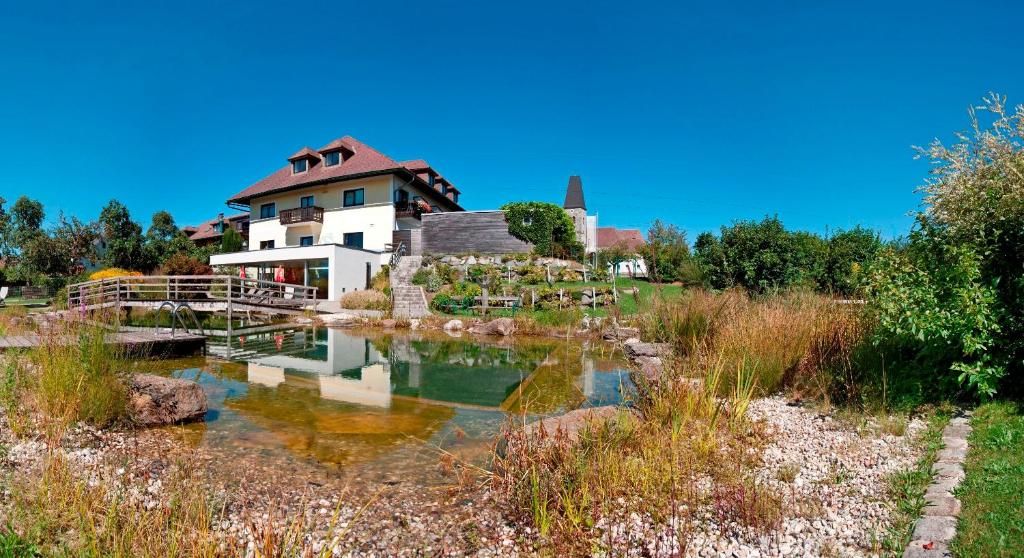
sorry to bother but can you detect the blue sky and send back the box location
[1,0,1021,240]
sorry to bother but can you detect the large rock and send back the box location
[603,326,640,341]
[130,374,208,426]
[469,317,515,336]
[624,339,673,359]
[443,319,464,332]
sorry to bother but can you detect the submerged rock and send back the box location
[603,326,640,341]
[522,405,620,445]
[129,374,208,426]
[469,317,515,336]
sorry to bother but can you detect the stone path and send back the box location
[903,413,972,558]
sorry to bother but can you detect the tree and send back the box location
[693,231,730,289]
[501,202,584,260]
[221,227,244,253]
[11,196,44,249]
[823,226,881,295]
[0,197,11,259]
[145,210,179,263]
[639,220,698,284]
[99,200,155,271]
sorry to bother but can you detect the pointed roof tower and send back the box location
[563,175,586,210]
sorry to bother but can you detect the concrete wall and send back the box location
[420,211,532,255]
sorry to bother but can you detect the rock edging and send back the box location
[903,413,972,558]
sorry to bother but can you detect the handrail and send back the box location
[67,275,318,313]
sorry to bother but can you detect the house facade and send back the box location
[185,212,250,248]
[210,136,464,300]
[597,226,647,277]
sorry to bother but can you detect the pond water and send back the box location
[131,327,634,483]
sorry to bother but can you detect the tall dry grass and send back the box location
[633,289,869,399]
[497,357,773,554]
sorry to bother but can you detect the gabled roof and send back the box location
[227,136,464,211]
[564,175,586,210]
[597,227,645,251]
[287,147,320,162]
[188,212,250,241]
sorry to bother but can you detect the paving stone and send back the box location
[943,424,972,438]
[912,516,958,543]
[941,436,968,450]
[903,539,952,558]
[923,496,961,517]
[932,462,965,482]
[936,446,967,464]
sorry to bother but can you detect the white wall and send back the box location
[210,244,381,300]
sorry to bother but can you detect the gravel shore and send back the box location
[0,395,925,556]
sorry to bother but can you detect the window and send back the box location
[300,195,315,208]
[522,215,533,226]
[260,203,276,219]
[441,182,448,195]
[452,192,459,204]
[259,240,275,250]
[394,189,409,203]
[292,159,307,173]
[343,232,363,249]
[428,175,435,187]
[299,236,314,246]
[323,151,340,166]
[343,188,364,207]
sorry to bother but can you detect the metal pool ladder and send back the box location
[156,301,204,337]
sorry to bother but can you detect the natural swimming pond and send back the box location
[130,327,634,483]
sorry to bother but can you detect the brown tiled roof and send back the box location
[318,138,355,154]
[287,147,320,161]
[597,227,645,251]
[227,136,463,211]
[188,213,249,241]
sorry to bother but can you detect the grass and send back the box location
[951,401,1024,558]
[497,358,771,554]
[880,409,949,556]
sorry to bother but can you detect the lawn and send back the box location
[952,401,1024,558]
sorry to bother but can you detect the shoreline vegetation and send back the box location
[0,93,1021,555]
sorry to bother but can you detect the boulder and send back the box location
[443,319,464,332]
[129,374,208,426]
[380,319,397,329]
[633,356,664,385]
[469,317,515,336]
[624,340,672,359]
[603,326,640,341]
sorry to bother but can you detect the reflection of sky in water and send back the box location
[136,328,634,476]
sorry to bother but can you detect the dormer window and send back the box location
[453,192,459,204]
[292,159,308,174]
[441,183,449,195]
[428,175,435,187]
[324,151,341,167]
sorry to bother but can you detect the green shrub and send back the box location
[501,201,584,260]
[411,268,431,285]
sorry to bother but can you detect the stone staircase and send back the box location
[391,255,430,318]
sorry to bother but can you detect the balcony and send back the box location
[394,200,430,220]
[279,206,324,226]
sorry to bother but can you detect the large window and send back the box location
[343,188,364,207]
[343,232,363,249]
[260,203,276,219]
[299,236,314,246]
[323,151,340,167]
[292,159,307,173]
[300,195,314,208]
[259,240,275,250]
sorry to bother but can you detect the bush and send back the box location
[411,268,431,285]
[429,293,453,312]
[159,253,213,276]
[88,268,142,281]
[501,201,584,260]
[338,289,390,311]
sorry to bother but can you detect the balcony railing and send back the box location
[394,200,430,220]
[279,206,324,225]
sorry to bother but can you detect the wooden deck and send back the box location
[0,330,206,357]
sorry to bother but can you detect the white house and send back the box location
[210,136,464,300]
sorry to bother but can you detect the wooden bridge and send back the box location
[67,275,318,317]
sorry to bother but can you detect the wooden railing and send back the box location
[279,206,324,225]
[67,275,318,312]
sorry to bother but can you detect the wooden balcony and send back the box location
[279,206,324,226]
